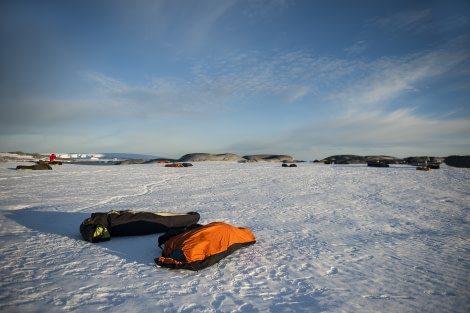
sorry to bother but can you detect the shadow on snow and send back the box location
[5,208,163,265]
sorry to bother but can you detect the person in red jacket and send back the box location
[49,153,57,163]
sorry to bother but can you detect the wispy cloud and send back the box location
[328,48,470,110]
[266,107,470,157]
[77,43,469,120]
[221,45,470,157]
[344,40,368,55]
[182,0,238,52]
[83,71,127,93]
[82,71,228,119]
[6,38,467,156]
[368,9,431,34]
[367,6,470,37]
[4,41,467,139]
[116,0,239,53]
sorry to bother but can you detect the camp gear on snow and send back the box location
[48,161,62,165]
[164,162,193,167]
[367,160,390,167]
[155,222,256,271]
[35,160,62,165]
[157,223,203,248]
[16,161,52,170]
[416,166,432,171]
[282,163,297,167]
[80,210,200,243]
[93,225,111,241]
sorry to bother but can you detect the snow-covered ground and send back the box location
[0,161,469,313]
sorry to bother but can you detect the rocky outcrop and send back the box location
[115,159,149,165]
[320,155,402,164]
[177,153,294,163]
[115,158,175,165]
[178,153,246,162]
[444,155,470,168]
[319,155,461,167]
[242,154,295,162]
[403,156,445,165]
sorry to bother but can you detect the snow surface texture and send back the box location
[0,161,469,313]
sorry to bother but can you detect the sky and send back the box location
[1,0,469,160]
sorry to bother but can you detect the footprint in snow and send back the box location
[211,294,226,310]
[326,266,338,275]
[237,303,259,313]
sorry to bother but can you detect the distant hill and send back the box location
[319,155,403,164]
[178,153,295,163]
[317,155,451,166]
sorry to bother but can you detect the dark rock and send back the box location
[404,156,430,165]
[178,153,245,162]
[403,156,444,165]
[321,155,400,164]
[178,153,294,162]
[115,159,147,165]
[445,155,470,168]
[243,154,294,162]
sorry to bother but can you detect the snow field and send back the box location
[0,161,469,312]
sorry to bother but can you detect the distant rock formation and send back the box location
[444,155,470,168]
[178,153,295,163]
[178,153,246,162]
[320,155,402,164]
[242,154,295,163]
[7,151,468,167]
[115,158,176,165]
[319,155,462,167]
[403,156,445,165]
[115,159,149,165]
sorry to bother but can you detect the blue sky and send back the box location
[1,0,469,160]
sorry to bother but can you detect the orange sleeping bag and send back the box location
[156,222,256,270]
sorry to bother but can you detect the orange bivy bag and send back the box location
[155,222,256,271]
